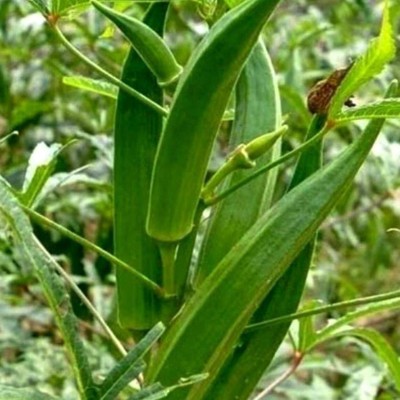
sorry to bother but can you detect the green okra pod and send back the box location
[92,0,182,87]
[195,40,281,286]
[113,3,167,330]
[146,0,282,243]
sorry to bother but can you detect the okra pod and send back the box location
[114,3,167,330]
[146,0,282,243]
[195,40,281,285]
[92,0,182,87]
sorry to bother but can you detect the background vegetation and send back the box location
[1,0,400,398]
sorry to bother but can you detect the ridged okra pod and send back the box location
[92,0,182,87]
[113,3,167,330]
[195,39,281,285]
[147,88,395,399]
[146,0,282,243]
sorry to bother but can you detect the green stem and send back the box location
[23,206,165,297]
[246,289,400,332]
[205,125,330,206]
[33,237,127,357]
[52,25,168,117]
[159,242,179,297]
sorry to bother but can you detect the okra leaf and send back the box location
[63,76,118,99]
[297,300,321,352]
[0,177,95,399]
[99,323,165,400]
[315,328,400,392]
[312,297,400,348]
[335,99,400,123]
[329,0,395,117]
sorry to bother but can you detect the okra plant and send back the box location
[2,0,400,398]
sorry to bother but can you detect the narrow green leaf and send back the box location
[329,0,395,117]
[99,323,165,400]
[297,301,321,352]
[318,328,400,392]
[204,115,325,400]
[336,99,400,123]
[0,178,96,400]
[312,298,400,348]
[114,2,166,329]
[63,76,118,99]
[147,86,394,399]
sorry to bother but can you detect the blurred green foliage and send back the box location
[0,0,399,398]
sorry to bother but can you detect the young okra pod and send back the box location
[92,0,182,87]
[146,0,282,243]
[195,39,282,287]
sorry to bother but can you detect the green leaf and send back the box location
[322,328,400,392]
[99,323,165,400]
[336,99,400,123]
[63,76,118,99]
[297,300,321,352]
[0,178,96,400]
[311,297,400,348]
[329,0,395,117]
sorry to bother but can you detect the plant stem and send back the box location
[205,125,330,206]
[52,25,168,117]
[246,289,400,332]
[23,206,165,297]
[253,351,303,399]
[159,242,179,296]
[33,236,127,357]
